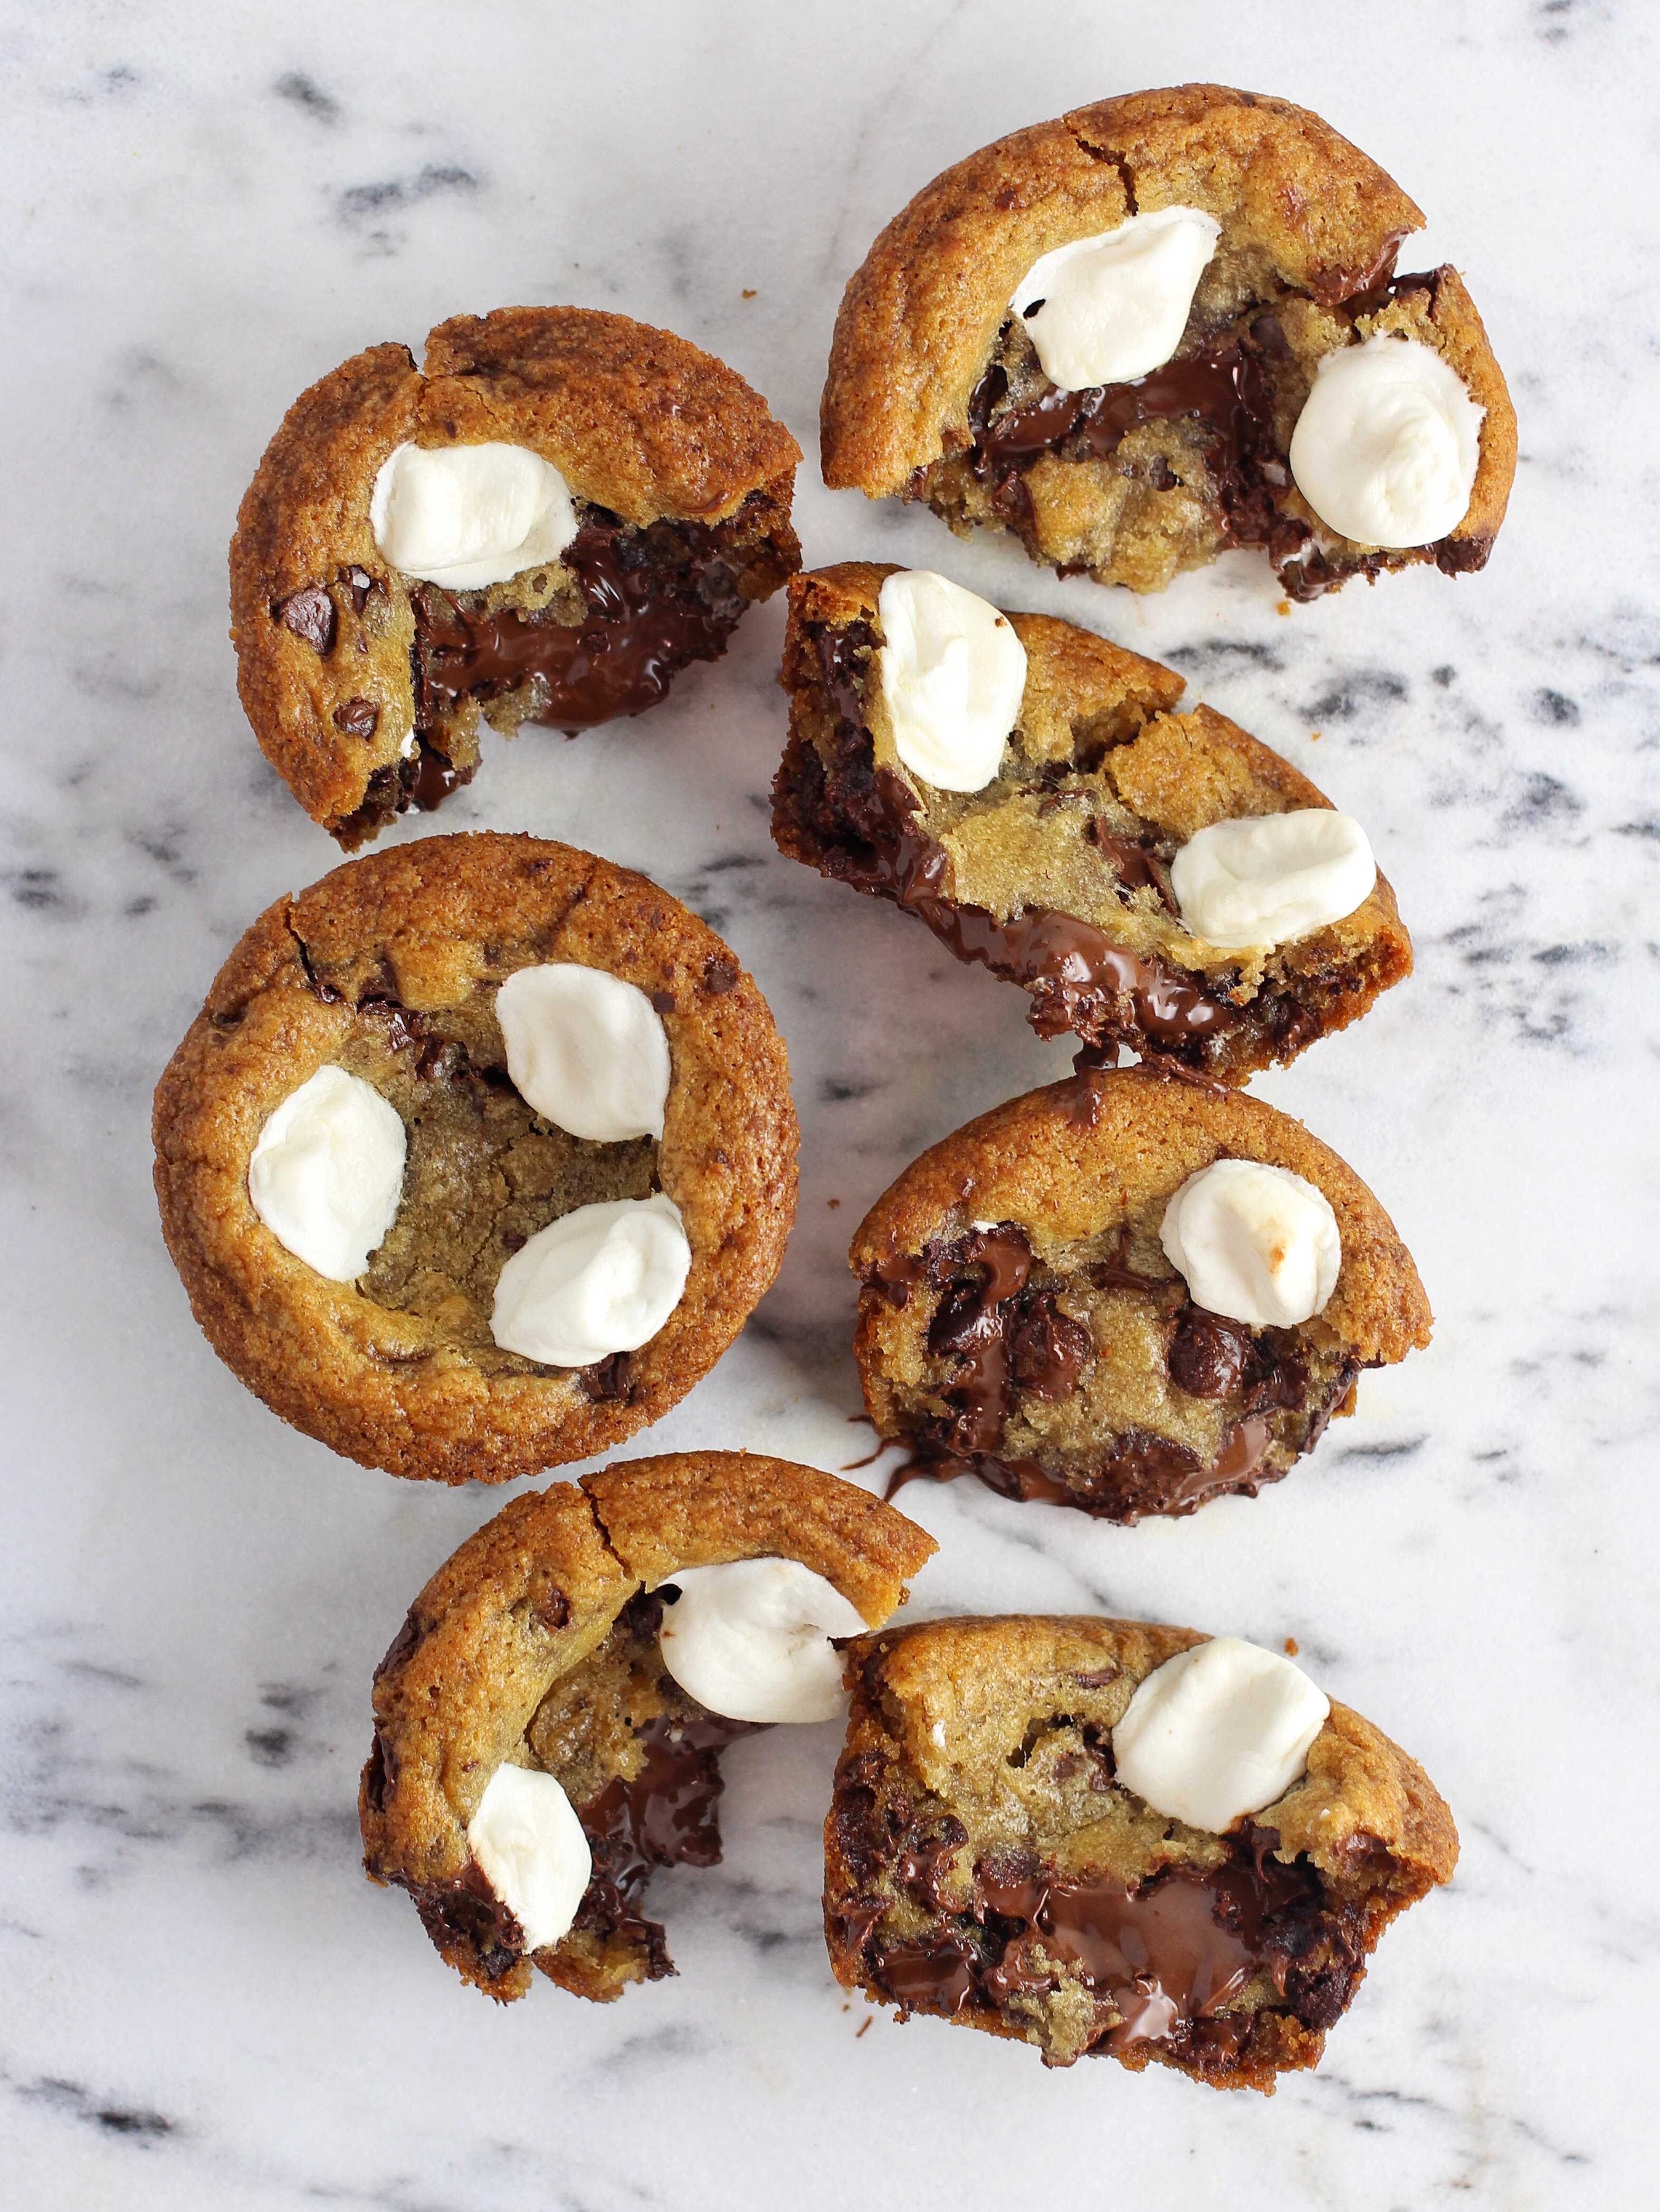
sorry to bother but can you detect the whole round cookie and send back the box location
[825,1613,1457,2086]
[773,561,1412,1077]
[152,832,798,1482]
[360,1452,937,2003]
[231,307,802,847]
[850,1064,1430,1519]
[822,85,1515,598]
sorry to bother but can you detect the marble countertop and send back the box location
[4,3,1656,2205]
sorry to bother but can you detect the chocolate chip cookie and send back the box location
[152,832,798,1482]
[822,87,1514,597]
[825,1614,1457,2086]
[774,563,1412,1078]
[361,1452,936,2003]
[232,308,802,846]
[850,1064,1430,1519]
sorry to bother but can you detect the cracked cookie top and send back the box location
[821,87,1514,597]
[231,307,802,845]
[360,1452,936,2003]
[152,832,798,1483]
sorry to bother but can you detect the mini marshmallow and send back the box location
[465,1763,592,1952]
[1112,1636,1330,1833]
[1011,208,1222,390]
[1160,1159,1341,1329]
[658,1557,868,1723]
[1289,336,1483,548]
[1170,810,1377,950]
[876,570,1027,793]
[490,1192,690,1367]
[369,440,578,591]
[495,964,671,1142]
[247,1064,406,1281]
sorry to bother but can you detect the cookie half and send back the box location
[232,307,802,846]
[774,563,1411,1078]
[153,832,798,1482]
[361,1453,937,2003]
[822,87,1515,597]
[850,1065,1430,1519]
[825,1614,1456,2086]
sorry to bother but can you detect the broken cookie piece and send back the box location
[361,1452,936,2002]
[773,562,1411,1078]
[232,307,802,846]
[152,832,797,1483]
[821,85,1514,598]
[825,1614,1456,2087]
[850,1064,1430,1519]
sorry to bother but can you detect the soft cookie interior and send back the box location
[850,1066,1432,1520]
[821,89,1515,598]
[231,309,802,847]
[360,1457,938,2003]
[825,1617,1456,2087]
[773,564,1411,1079]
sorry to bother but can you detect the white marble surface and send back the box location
[3,3,1656,2205]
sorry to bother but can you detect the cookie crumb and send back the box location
[827,1197,841,1210]
[1284,1635,1300,1655]
[742,288,757,300]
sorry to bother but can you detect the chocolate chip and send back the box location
[535,1584,570,1631]
[578,1352,631,1402]
[702,955,740,994]
[650,990,676,1014]
[339,563,376,612]
[272,585,336,655]
[332,696,380,738]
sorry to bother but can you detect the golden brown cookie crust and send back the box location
[773,562,1413,1080]
[361,1453,937,2002]
[825,1613,1456,2086]
[821,87,1513,593]
[153,833,799,1483]
[230,307,802,841]
[848,1064,1431,1516]
[823,88,1423,491]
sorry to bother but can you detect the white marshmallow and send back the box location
[659,1558,868,1723]
[465,1763,592,1952]
[490,1193,690,1366]
[1160,1160,1341,1329]
[876,570,1027,793]
[369,441,577,591]
[1112,1636,1330,1833]
[1288,336,1483,548]
[1170,810,1377,951]
[495,964,671,1142]
[1011,208,1222,390]
[247,1065,406,1281]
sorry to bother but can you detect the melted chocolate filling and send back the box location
[411,512,747,740]
[952,270,1488,600]
[870,1221,1353,1522]
[573,1705,762,1966]
[795,628,1239,1066]
[864,1827,1367,2064]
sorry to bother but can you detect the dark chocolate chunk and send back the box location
[332,695,380,738]
[272,583,337,654]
